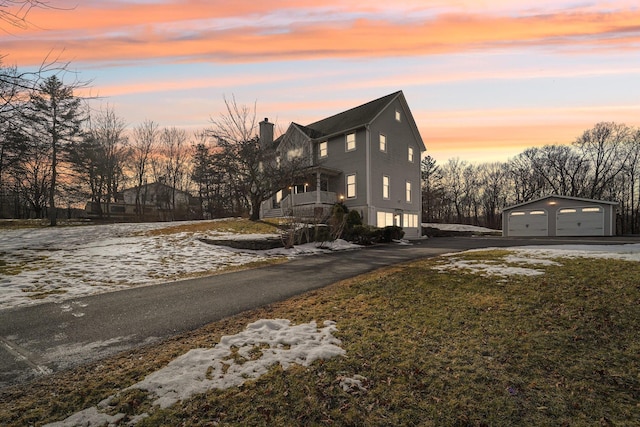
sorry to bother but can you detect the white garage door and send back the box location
[507,210,548,236]
[556,207,604,236]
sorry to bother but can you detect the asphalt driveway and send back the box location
[1,235,637,389]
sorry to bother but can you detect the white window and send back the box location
[346,133,356,151]
[408,146,414,163]
[403,214,419,228]
[377,211,395,227]
[582,207,602,213]
[395,110,401,122]
[275,190,283,203]
[319,141,327,158]
[383,175,390,199]
[559,208,577,214]
[346,174,356,198]
[379,134,386,152]
[406,181,412,203]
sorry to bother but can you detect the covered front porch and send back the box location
[260,166,342,219]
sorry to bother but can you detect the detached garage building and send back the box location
[502,195,618,237]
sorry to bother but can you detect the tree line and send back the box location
[3,1,640,233]
[3,61,640,231]
[0,61,301,223]
[422,122,640,234]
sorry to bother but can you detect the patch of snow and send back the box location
[338,374,368,392]
[422,223,499,233]
[45,407,125,427]
[45,319,345,426]
[46,336,137,371]
[503,255,561,266]
[393,239,412,245]
[433,260,545,277]
[0,221,361,310]
[434,243,640,277]
[508,243,640,262]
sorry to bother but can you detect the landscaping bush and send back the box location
[343,225,405,244]
[346,210,362,228]
[343,224,377,245]
[312,224,331,242]
[378,225,404,242]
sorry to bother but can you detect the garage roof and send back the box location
[502,195,618,213]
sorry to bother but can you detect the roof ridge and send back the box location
[306,91,401,126]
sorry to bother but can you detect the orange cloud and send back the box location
[4,3,640,66]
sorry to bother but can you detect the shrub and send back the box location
[344,224,376,245]
[346,210,362,228]
[379,226,405,243]
[342,225,405,244]
[313,224,331,242]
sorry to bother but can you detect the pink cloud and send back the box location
[5,2,640,66]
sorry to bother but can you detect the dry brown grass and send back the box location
[142,218,280,236]
[1,253,638,426]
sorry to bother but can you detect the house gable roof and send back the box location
[288,91,425,152]
[502,194,618,213]
[305,91,401,135]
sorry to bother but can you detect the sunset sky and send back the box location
[2,0,639,163]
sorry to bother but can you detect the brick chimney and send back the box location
[259,118,274,147]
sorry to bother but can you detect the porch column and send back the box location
[316,171,321,205]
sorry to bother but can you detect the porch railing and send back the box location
[281,190,337,208]
[261,190,338,218]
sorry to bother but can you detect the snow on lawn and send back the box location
[43,242,640,426]
[0,220,360,310]
[433,243,640,277]
[46,319,346,427]
[422,223,499,233]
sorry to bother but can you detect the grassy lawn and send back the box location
[1,251,638,426]
[0,217,280,234]
[143,218,280,236]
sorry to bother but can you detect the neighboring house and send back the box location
[260,91,426,238]
[502,195,618,237]
[85,182,196,221]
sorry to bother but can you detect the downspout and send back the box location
[365,124,372,225]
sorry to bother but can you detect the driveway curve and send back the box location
[1,235,637,389]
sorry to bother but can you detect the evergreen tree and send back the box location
[27,75,83,225]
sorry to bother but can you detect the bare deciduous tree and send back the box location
[477,162,509,229]
[0,0,59,29]
[209,96,306,221]
[574,122,631,200]
[440,158,468,223]
[131,119,158,218]
[9,127,48,217]
[151,127,191,220]
[67,105,128,218]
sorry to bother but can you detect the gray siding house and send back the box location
[260,91,426,238]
